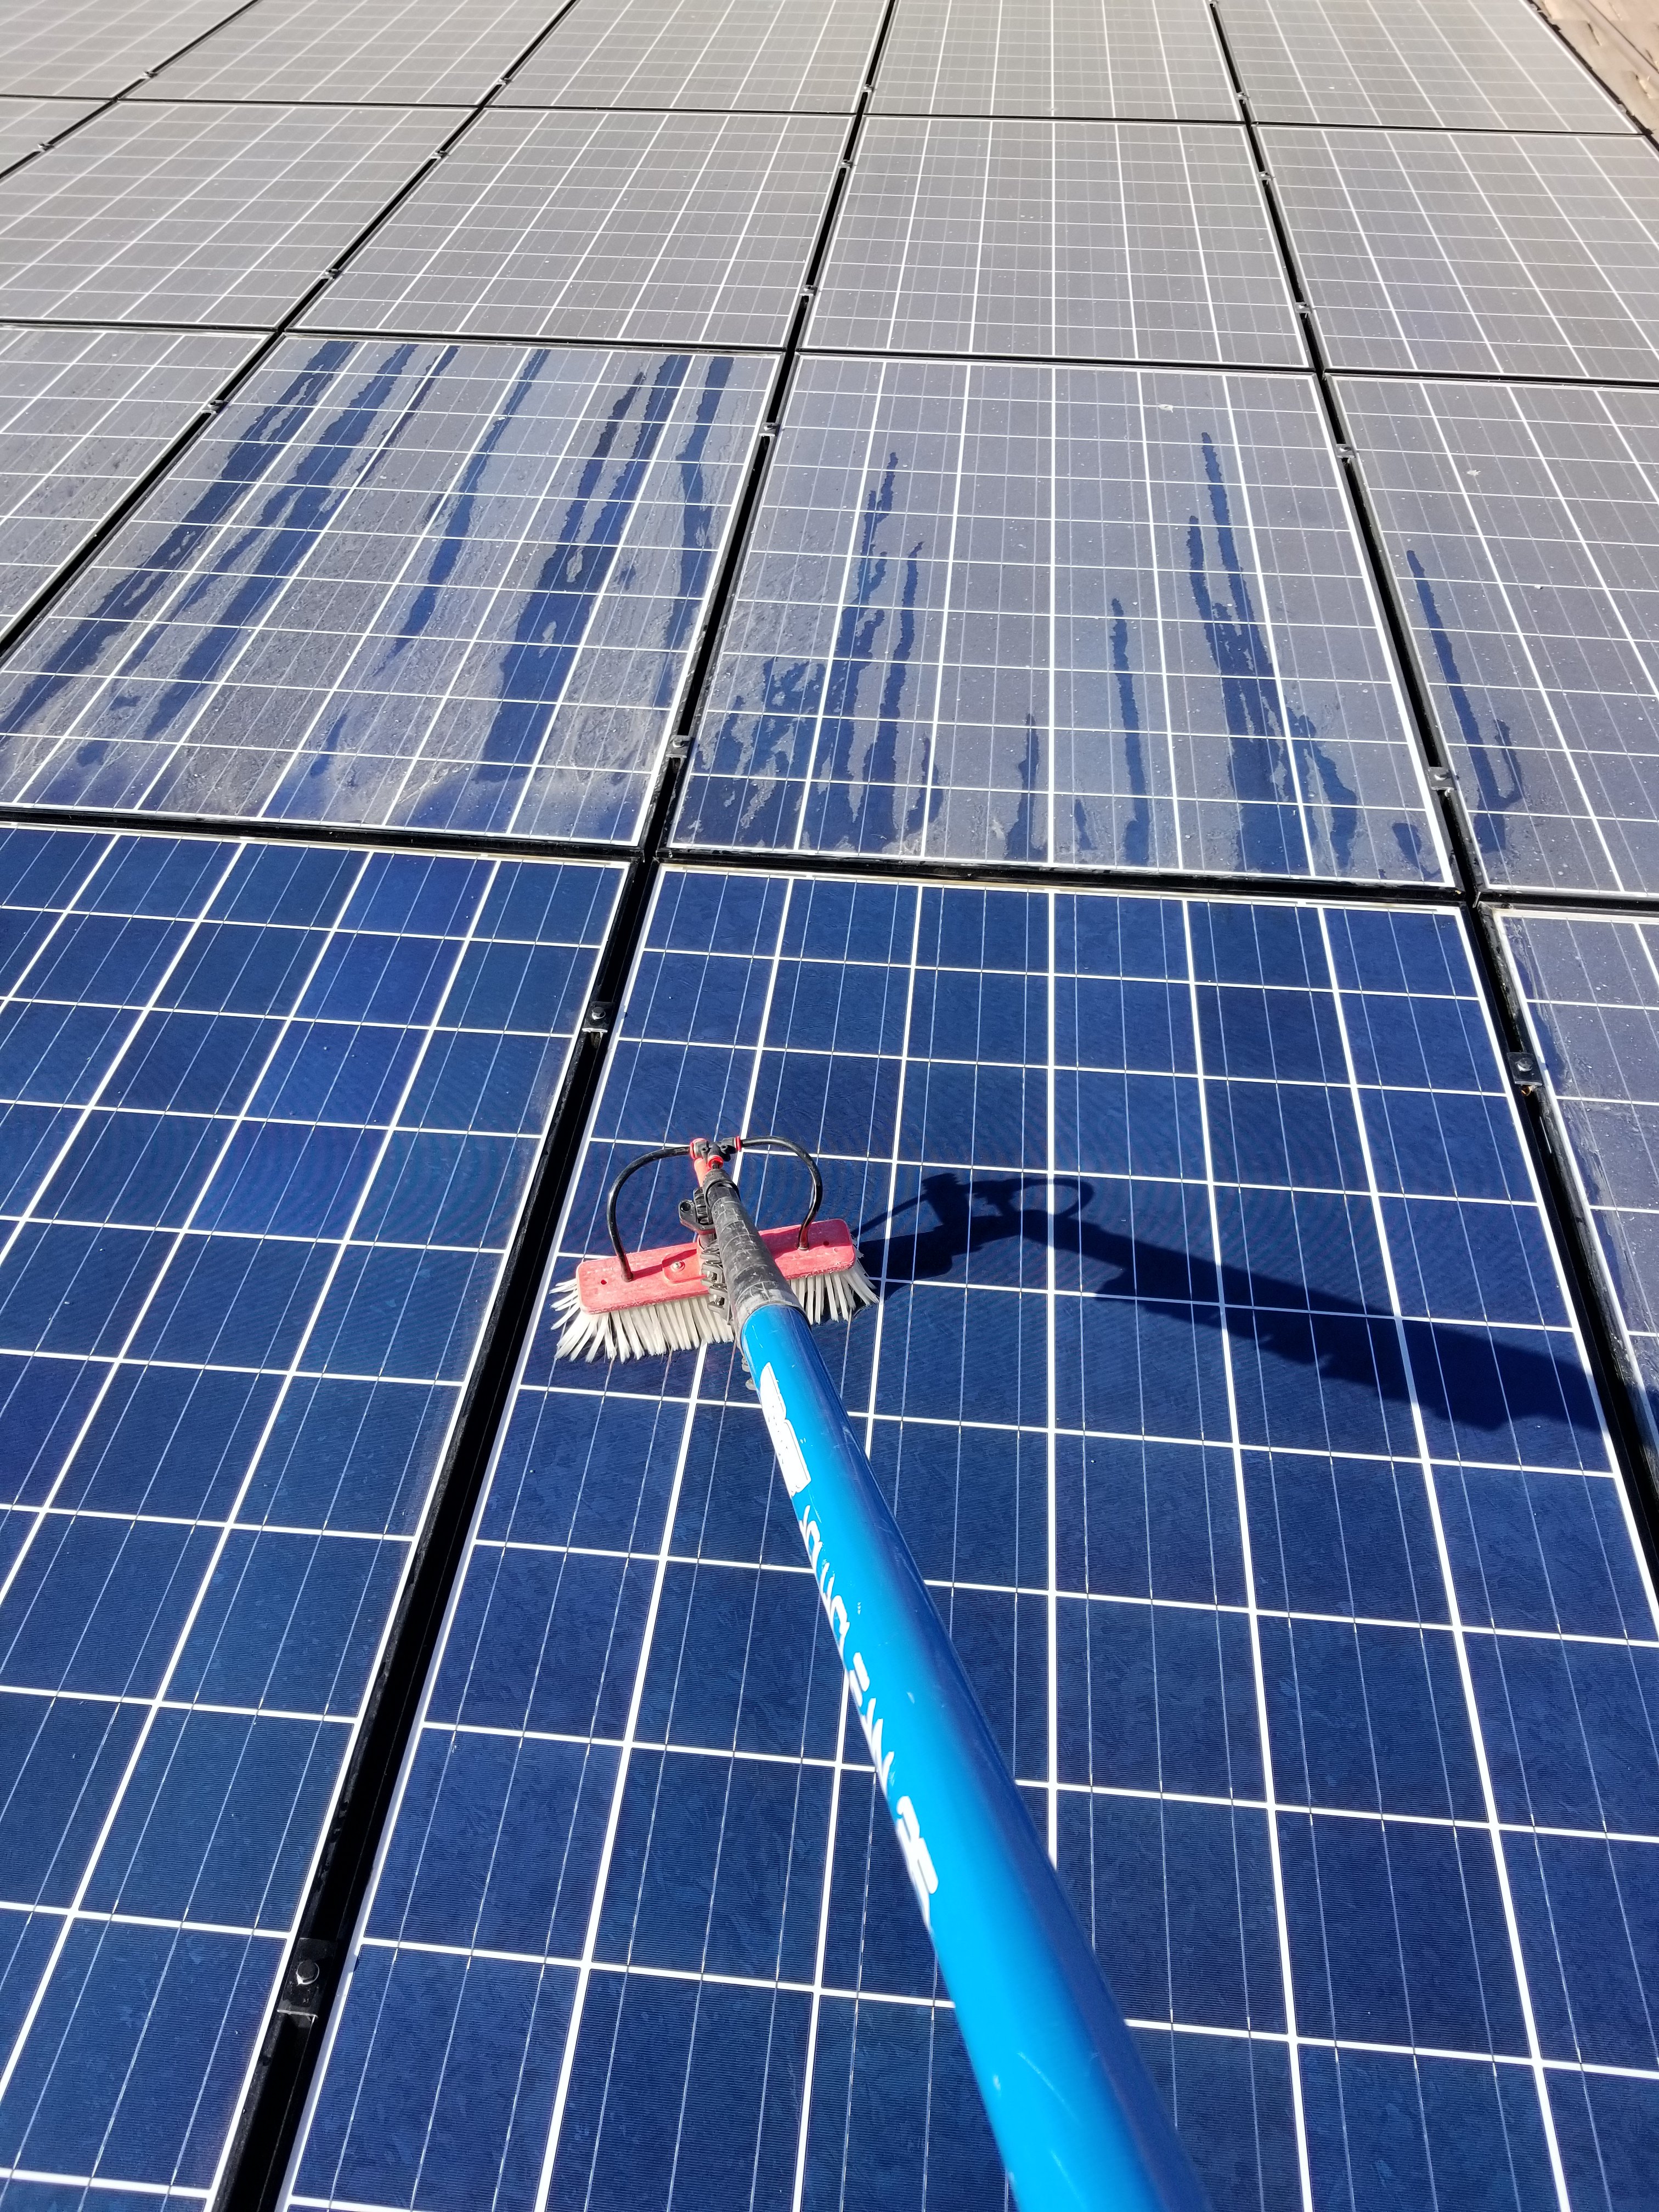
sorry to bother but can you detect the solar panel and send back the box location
[677,357,1441,882]
[1214,0,1629,131]
[1505,909,1659,1464]
[305,108,846,347]
[134,0,569,107]
[1340,375,1659,898]
[2,0,253,99]
[806,118,1304,365]
[1265,128,1659,381]
[286,866,1658,2212]
[0,324,256,630]
[0,99,101,182]
[0,338,771,842]
[0,101,457,330]
[0,822,621,2203]
[499,0,887,115]
[869,0,1239,121]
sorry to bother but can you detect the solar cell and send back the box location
[306,108,845,347]
[289,866,1659,2212]
[0,324,256,631]
[1215,0,1629,131]
[0,100,102,183]
[499,0,887,115]
[679,357,1440,881]
[1505,910,1659,1467]
[1341,375,1659,898]
[0,822,621,2204]
[1266,128,1659,381]
[0,101,456,330]
[0,338,771,842]
[133,0,569,106]
[2,0,253,99]
[807,118,1304,365]
[870,0,1238,121]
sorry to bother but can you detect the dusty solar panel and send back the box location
[1505,909,1659,1465]
[0,338,771,843]
[1267,128,1659,381]
[2,0,254,98]
[0,324,257,630]
[0,101,456,329]
[808,118,1304,365]
[680,357,1441,883]
[134,0,569,107]
[870,0,1238,120]
[0,823,621,2203]
[1215,0,1628,130]
[0,98,102,182]
[1341,376,1659,898]
[499,0,887,114]
[288,867,1658,2212]
[306,108,845,346]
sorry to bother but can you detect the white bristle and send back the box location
[552,1254,878,1364]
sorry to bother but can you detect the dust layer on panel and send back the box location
[3,0,253,99]
[0,339,771,844]
[867,0,1239,122]
[0,101,461,331]
[1214,0,1629,131]
[1267,129,1659,381]
[808,116,1304,365]
[0,325,258,631]
[679,357,1442,883]
[498,0,888,115]
[304,108,847,348]
[1342,375,1659,898]
[0,823,621,2202]
[289,867,1657,2212]
[132,0,572,108]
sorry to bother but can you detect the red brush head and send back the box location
[571,1217,862,1314]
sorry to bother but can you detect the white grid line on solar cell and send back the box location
[679,357,1443,883]
[2,0,253,99]
[808,116,1304,364]
[870,0,1238,120]
[1505,910,1659,1461]
[1215,0,1629,130]
[0,338,771,843]
[498,0,887,115]
[0,324,256,630]
[0,100,103,183]
[133,0,568,106]
[304,108,845,347]
[287,867,1659,2212]
[0,101,456,331]
[1267,128,1659,380]
[0,824,622,2201]
[1341,376,1659,899]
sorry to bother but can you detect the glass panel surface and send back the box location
[0,101,456,329]
[0,824,621,2203]
[680,358,1441,882]
[500,0,887,114]
[809,117,1303,366]
[1343,376,1659,897]
[0,98,101,180]
[306,109,846,346]
[1268,129,1659,380]
[0,325,257,630]
[0,340,771,843]
[4,0,253,98]
[288,868,1657,2212]
[870,0,1239,121]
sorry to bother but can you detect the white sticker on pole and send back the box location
[759,1363,811,1498]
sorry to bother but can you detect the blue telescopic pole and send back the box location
[692,1151,1209,2212]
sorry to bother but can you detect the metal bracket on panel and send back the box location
[275,1939,336,2024]
[1508,1048,1543,1094]
[1425,766,1458,793]
[582,1000,614,1040]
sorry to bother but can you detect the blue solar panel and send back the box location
[677,358,1444,882]
[0,340,771,843]
[0,824,620,2202]
[288,868,1659,2212]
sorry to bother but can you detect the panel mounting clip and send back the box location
[276,1938,337,2023]
[1508,1049,1542,1094]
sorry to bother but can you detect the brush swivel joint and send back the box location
[686,1139,801,1336]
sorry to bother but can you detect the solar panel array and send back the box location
[0,1,1654,2210]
